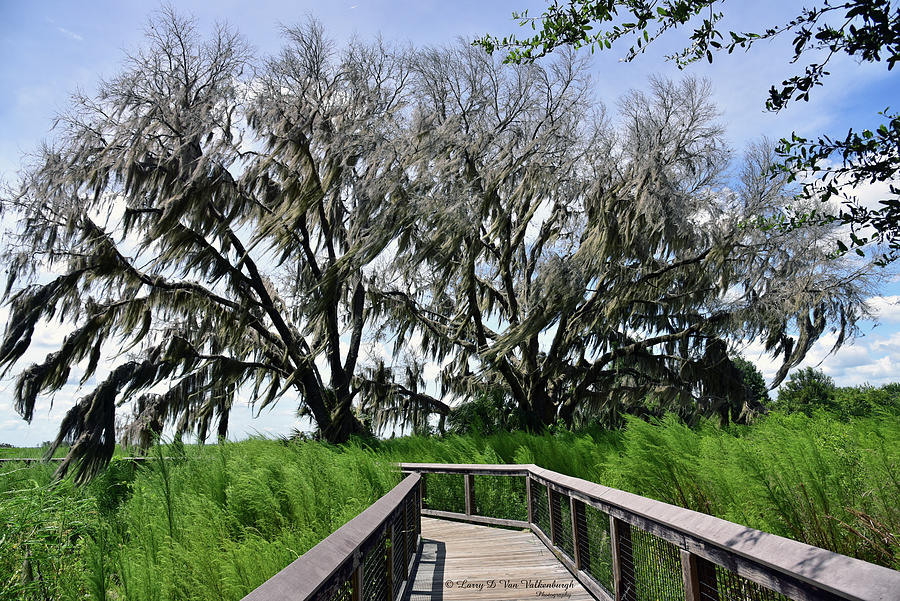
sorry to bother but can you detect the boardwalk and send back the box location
[407,517,594,601]
[241,466,900,601]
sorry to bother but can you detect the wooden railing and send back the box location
[400,463,900,601]
[241,472,421,601]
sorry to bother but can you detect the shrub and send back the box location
[776,367,837,414]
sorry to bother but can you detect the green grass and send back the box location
[1,411,898,600]
[0,446,58,459]
[602,412,900,566]
[0,445,136,459]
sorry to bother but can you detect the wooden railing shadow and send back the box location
[405,539,445,601]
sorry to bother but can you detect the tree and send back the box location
[733,356,770,407]
[446,387,522,436]
[0,10,881,481]
[731,355,771,422]
[378,43,874,431]
[776,367,837,414]
[477,1,900,261]
[0,11,414,481]
[833,382,900,417]
[242,20,418,442]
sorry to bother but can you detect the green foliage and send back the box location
[476,1,722,64]
[88,458,139,517]
[732,355,770,406]
[1,440,399,601]
[833,382,900,418]
[778,111,900,264]
[446,388,522,435]
[773,368,900,419]
[85,524,112,601]
[776,367,837,414]
[478,0,899,110]
[0,465,95,600]
[106,440,399,601]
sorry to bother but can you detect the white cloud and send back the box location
[56,27,83,42]
[851,178,899,212]
[867,295,900,322]
[422,361,440,381]
[741,319,900,390]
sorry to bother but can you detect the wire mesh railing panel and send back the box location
[326,579,353,601]
[390,511,406,591]
[362,530,389,601]
[552,489,575,559]
[531,481,551,537]
[422,473,465,513]
[706,565,792,601]
[472,474,528,521]
[578,503,614,595]
[405,494,417,563]
[618,523,685,601]
[413,487,421,537]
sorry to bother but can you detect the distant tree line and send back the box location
[445,363,900,435]
[776,367,900,419]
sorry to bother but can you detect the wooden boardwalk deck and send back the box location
[406,517,593,601]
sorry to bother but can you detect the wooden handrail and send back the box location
[400,462,900,601]
[396,462,531,475]
[530,466,898,601]
[242,473,421,601]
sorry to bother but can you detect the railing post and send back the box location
[681,549,719,601]
[464,473,476,516]
[386,522,395,601]
[548,486,558,545]
[415,486,422,538]
[420,473,427,510]
[570,496,583,570]
[610,516,634,601]
[351,553,364,601]
[526,475,534,525]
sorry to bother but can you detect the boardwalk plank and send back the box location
[407,517,594,601]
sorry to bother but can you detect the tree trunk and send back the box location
[517,387,554,432]
[557,395,578,428]
[530,384,558,429]
[321,403,368,443]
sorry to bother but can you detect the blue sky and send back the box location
[1,1,899,446]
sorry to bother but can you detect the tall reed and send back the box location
[1,411,897,601]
